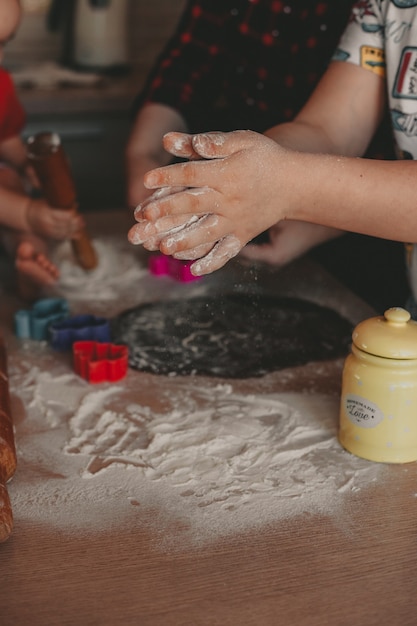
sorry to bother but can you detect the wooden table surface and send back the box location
[0,213,416,626]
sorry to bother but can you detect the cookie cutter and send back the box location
[49,314,111,351]
[14,297,69,341]
[149,254,201,282]
[73,340,128,383]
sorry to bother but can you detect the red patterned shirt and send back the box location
[135,0,354,132]
[0,68,26,142]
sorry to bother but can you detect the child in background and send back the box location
[0,0,83,299]
[128,0,417,312]
[126,0,408,312]
[126,0,354,208]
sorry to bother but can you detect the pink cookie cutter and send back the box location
[149,254,201,282]
[73,340,128,383]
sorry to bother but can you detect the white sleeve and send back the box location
[331,0,386,78]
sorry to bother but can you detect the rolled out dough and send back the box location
[111,294,353,378]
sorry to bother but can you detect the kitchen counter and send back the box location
[17,70,140,117]
[1,212,416,626]
[14,64,145,116]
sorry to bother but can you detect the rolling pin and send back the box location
[0,338,17,542]
[26,131,98,270]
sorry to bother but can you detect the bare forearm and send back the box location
[0,187,29,232]
[0,136,28,171]
[133,131,417,255]
[286,151,417,242]
[125,103,188,207]
[266,62,386,158]
[265,120,339,155]
[126,103,188,166]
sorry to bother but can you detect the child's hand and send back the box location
[26,198,85,241]
[23,163,41,191]
[240,221,344,267]
[129,130,289,275]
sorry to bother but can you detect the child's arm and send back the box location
[0,135,27,170]
[0,185,84,240]
[128,61,412,275]
[125,102,188,209]
[0,135,39,189]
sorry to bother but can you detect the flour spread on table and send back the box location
[8,362,384,547]
[7,235,386,547]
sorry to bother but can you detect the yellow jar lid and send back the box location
[352,307,417,359]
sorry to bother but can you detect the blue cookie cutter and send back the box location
[14,297,69,341]
[49,314,111,351]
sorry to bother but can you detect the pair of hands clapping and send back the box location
[128,130,290,275]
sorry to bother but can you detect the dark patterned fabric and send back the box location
[134,0,353,132]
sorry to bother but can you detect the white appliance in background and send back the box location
[72,0,129,72]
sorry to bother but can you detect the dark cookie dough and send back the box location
[111,294,353,378]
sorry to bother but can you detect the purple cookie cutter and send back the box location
[49,314,111,351]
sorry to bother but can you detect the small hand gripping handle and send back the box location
[27,132,98,271]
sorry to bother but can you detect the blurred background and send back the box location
[4,0,186,211]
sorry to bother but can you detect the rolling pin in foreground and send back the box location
[27,131,98,270]
[0,338,17,542]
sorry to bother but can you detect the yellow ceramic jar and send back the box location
[339,307,417,463]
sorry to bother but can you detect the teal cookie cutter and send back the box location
[14,297,69,341]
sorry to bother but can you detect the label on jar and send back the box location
[344,394,384,428]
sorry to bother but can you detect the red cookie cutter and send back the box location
[73,340,128,383]
[149,254,202,282]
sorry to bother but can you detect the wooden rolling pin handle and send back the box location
[0,408,16,480]
[26,132,98,271]
[0,341,17,543]
[72,231,98,270]
[0,481,13,543]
